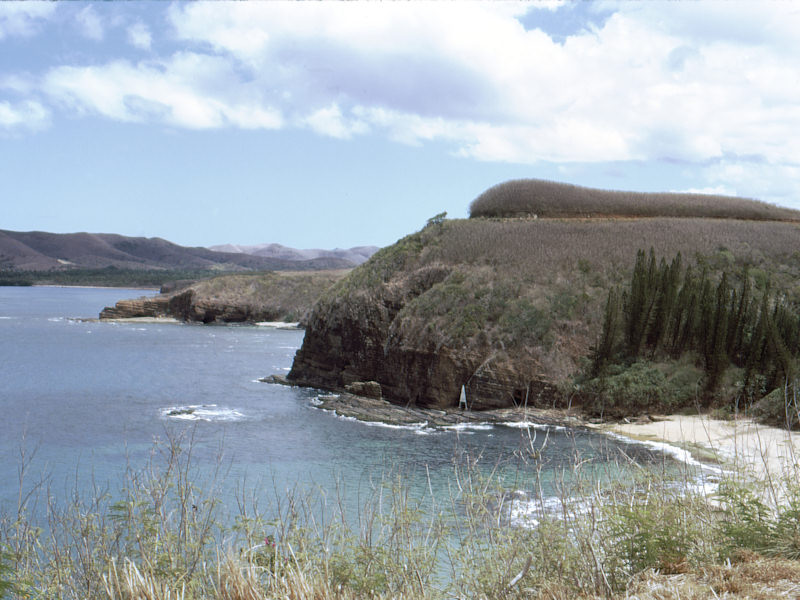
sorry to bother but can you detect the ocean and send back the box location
[0,286,692,527]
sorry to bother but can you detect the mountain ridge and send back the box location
[208,242,379,265]
[0,229,361,272]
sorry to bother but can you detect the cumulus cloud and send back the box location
[5,1,800,205]
[42,53,282,130]
[127,21,152,50]
[0,100,50,131]
[0,3,56,39]
[159,2,800,172]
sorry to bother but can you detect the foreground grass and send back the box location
[3,429,800,599]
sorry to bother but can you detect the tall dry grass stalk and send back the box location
[3,422,800,599]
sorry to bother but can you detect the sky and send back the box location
[1,1,799,250]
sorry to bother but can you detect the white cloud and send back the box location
[702,162,800,209]
[303,104,368,139]
[42,53,283,130]
[0,100,50,131]
[127,21,152,51]
[75,5,103,41]
[5,0,799,207]
[158,2,800,173]
[0,3,56,39]
[673,186,738,197]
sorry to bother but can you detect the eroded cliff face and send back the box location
[100,289,294,323]
[289,286,565,410]
[287,231,576,410]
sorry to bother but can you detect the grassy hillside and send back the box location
[290,210,800,413]
[469,178,800,222]
[181,270,350,324]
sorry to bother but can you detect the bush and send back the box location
[751,386,800,429]
[583,361,700,417]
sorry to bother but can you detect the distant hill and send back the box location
[0,230,356,272]
[209,242,379,266]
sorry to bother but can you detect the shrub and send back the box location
[583,361,699,417]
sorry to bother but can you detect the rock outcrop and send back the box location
[99,295,173,319]
[100,270,347,325]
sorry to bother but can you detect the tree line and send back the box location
[593,248,800,398]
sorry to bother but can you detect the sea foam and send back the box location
[160,404,246,422]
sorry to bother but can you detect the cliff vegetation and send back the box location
[101,270,348,325]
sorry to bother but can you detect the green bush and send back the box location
[583,361,699,417]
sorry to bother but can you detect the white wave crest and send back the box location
[604,431,723,473]
[256,322,300,329]
[440,423,494,432]
[160,404,246,422]
[501,421,565,431]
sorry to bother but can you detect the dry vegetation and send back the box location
[185,270,349,324]
[5,429,800,599]
[469,179,800,222]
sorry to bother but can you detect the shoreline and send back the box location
[32,284,161,291]
[592,414,800,481]
[262,376,800,480]
[88,316,181,324]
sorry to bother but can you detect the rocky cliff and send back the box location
[101,270,347,325]
[288,210,800,411]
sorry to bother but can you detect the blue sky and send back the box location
[2,2,799,249]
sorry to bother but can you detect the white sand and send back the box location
[100,317,181,324]
[596,415,800,481]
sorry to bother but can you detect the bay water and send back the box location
[0,286,690,527]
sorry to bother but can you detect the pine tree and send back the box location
[592,288,622,375]
[704,273,730,392]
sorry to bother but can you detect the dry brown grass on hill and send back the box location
[420,217,800,285]
[469,179,800,222]
[187,270,350,323]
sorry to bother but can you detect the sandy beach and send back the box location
[597,414,800,483]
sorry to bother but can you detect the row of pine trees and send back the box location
[593,249,800,397]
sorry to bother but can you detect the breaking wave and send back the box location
[159,404,246,422]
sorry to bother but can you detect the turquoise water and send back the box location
[0,286,685,525]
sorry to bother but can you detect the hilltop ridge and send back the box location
[470,178,800,222]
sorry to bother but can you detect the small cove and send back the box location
[0,286,705,528]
